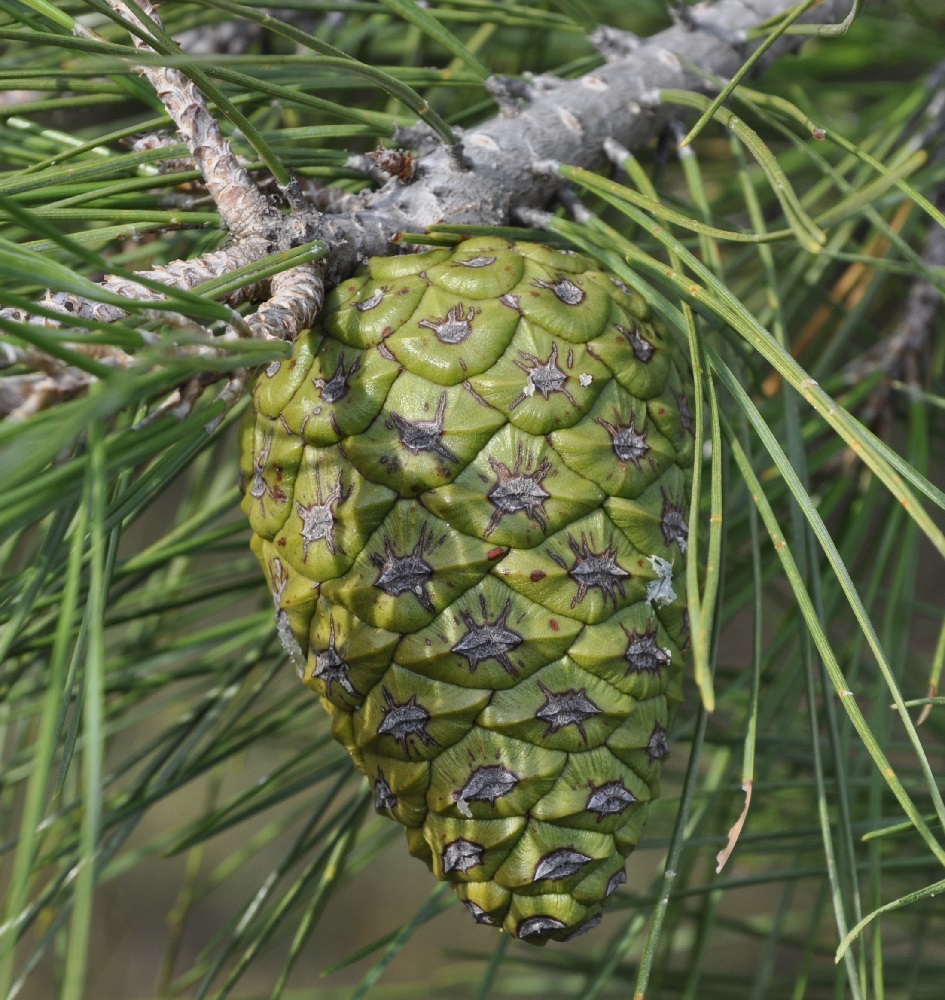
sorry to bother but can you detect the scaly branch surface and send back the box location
[0,0,851,420]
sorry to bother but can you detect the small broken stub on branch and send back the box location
[367,147,417,181]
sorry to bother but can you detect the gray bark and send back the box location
[0,0,855,417]
[315,0,852,282]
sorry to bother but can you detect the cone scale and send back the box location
[240,238,694,943]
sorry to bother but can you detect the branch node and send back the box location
[589,25,641,62]
[673,1,748,45]
[485,75,533,115]
[445,135,474,172]
[392,121,440,155]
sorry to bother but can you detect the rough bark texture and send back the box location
[314,0,851,283]
[0,0,853,418]
[108,0,279,240]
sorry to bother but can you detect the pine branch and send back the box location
[0,0,849,422]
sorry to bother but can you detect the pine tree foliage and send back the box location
[1,1,944,998]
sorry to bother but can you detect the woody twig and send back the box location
[0,0,850,423]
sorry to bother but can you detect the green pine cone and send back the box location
[240,237,694,943]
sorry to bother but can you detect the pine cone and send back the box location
[240,237,694,943]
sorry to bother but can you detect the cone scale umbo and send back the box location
[240,237,694,943]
